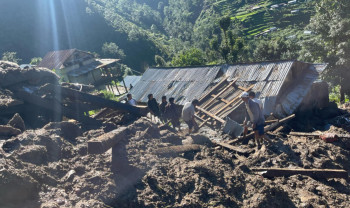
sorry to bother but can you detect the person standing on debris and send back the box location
[249,91,263,111]
[127,94,137,106]
[182,99,199,134]
[159,96,168,123]
[241,92,268,148]
[165,97,181,130]
[147,94,161,119]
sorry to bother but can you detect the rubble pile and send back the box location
[0,61,350,207]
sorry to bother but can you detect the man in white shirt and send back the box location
[127,94,137,106]
[181,99,199,134]
[249,91,263,111]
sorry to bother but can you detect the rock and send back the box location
[0,125,21,137]
[15,145,48,165]
[44,121,82,141]
[182,134,211,145]
[7,113,25,132]
[0,61,59,88]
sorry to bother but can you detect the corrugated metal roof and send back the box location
[124,76,141,88]
[224,61,295,115]
[131,61,326,119]
[130,66,221,105]
[38,49,77,69]
[275,63,328,117]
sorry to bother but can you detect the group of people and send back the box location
[126,93,199,134]
[127,91,269,146]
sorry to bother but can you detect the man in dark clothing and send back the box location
[241,92,268,148]
[147,94,160,118]
[165,97,181,130]
[159,96,168,123]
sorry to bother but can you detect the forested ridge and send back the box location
[1,0,350,99]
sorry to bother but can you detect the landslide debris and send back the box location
[0,61,349,208]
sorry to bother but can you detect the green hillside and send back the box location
[86,0,318,68]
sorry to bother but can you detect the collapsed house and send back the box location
[130,60,328,126]
[37,49,122,90]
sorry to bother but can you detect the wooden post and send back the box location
[122,78,128,93]
[88,127,130,154]
[196,106,225,123]
[251,168,348,179]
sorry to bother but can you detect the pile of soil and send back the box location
[0,113,349,207]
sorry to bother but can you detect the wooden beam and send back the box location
[214,84,254,116]
[251,168,348,179]
[238,86,250,91]
[153,144,201,156]
[289,132,350,139]
[196,106,225,123]
[42,84,142,116]
[88,127,130,154]
[289,132,320,137]
[234,114,296,144]
[202,78,238,109]
[199,77,227,103]
[210,94,230,104]
[212,141,254,155]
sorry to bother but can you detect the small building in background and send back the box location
[38,49,119,88]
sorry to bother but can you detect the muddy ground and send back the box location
[0,61,350,207]
[0,110,349,208]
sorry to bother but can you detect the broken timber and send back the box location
[42,84,142,116]
[153,144,201,156]
[230,114,296,145]
[251,168,348,179]
[88,127,130,154]
[212,141,253,155]
[243,114,295,141]
[289,132,350,138]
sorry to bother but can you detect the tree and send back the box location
[30,57,42,65]
[2,52,21,64]
[302,0,350,102]
[171,48,206,67]
[155,55,166,67]
[102,42,126,59]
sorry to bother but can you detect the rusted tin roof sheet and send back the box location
[130,66,221,105]
[38,49,76,69]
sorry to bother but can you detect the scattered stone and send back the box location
[7,113,25,132]
[0,125,21,137]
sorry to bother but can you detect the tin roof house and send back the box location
[130,60,328,124]
[38,49,119,86]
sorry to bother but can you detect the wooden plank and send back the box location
[251,168,348,179]
[212,141,254,155]
[238,86,249,91]
[289,132,350,139]
[289,132,320,137]
[237,114,296,144]
[202,78,238,109]
[42,84,142,116]
[196,106,225,123]
[88,127,130,154]
[273,126,284,134]
[153,144,201,156]
[210,94,230,104]
[16,90,101,125]
[199,77,227,103]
